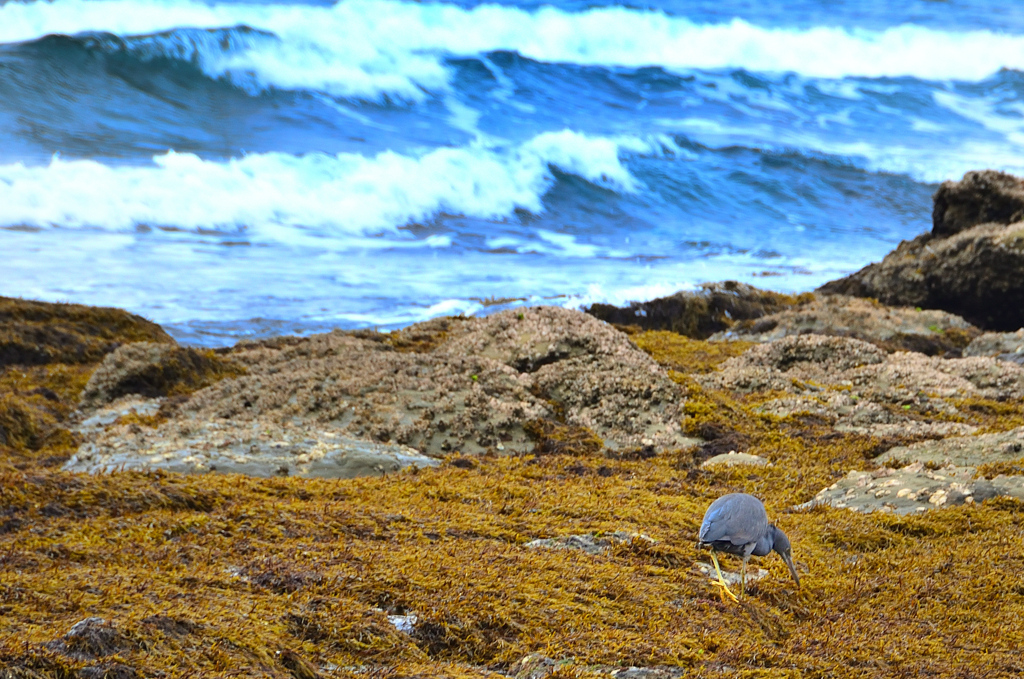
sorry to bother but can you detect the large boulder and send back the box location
[819,170,1024,330]
[70,307,693,477]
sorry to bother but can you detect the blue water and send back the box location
[1,0,1023,345]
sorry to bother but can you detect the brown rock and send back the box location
[819,171,1024,330]
[932,169,1024,238]
[80,342,242,407]
[586,281,808,338]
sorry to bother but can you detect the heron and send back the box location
[698,493,800,601]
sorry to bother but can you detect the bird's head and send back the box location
[770,525,801,588]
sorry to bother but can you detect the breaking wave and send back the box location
[2,0,1023,100]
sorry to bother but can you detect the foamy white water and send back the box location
[0,131,661,239]
[2,0,1024,102]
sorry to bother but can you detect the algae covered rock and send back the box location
[712,294,978,357]
[75,307,691,475]
[819,170,1024,330]
[80,342,242,407]
[0,296,172,367]
[701,333,1024,438]
[585,280,807,338]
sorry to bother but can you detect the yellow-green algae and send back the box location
[3,324,1024,677]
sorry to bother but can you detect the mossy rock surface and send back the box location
[0,296,172,368]
[80,342,244,407]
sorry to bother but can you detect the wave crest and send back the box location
[1,0,1023,100]
[0,131,663,239]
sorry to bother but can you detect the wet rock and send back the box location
[701,334,1024,437]
[586,281,806,339]
[80,342,241,407]
[44,617,134,661]
[0,296,172,368]
[819,170,1024,330]
[712,295,978,357]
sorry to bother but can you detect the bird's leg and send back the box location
[741,555,749,594]
[710,551,739,602]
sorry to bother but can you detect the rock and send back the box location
[80,342,241,407]
[586,281,808,339]
[711,295,978,357]
[65,423,440,478]
[439,306,687,449]
[694,561,768,588]
[801,428,1024,514]
[0,296,172,368]
[44,617,134,660]
[701,334,1024,438]
[932,170,1024,239]
[701,452,770,469]
[512,655,689,679]
[965,329,1024,365]
[524,531,655,555]
[72,307,690,477]
[876,427,1024,469]
[819,170,1024,330]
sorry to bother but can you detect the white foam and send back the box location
[0,130,656,239]
[2,0,1023,100]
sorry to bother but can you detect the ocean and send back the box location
[1,0,1022,346]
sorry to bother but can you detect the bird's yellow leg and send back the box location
[710,551,739,602]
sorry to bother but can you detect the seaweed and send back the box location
[7,319,1024,677]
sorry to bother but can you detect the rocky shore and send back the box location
[4,172,1024,677]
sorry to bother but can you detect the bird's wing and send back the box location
[699,495,769,546]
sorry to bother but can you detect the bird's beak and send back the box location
[782,552,801,588]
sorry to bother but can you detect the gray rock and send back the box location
[700,334,1024,438]
[65,424,439,479]
[801,427,1024,514]
[524,532,655,555]
[701,452,769,469]
[965,329,1024,365]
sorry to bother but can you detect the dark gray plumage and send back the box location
[698,493,800,599]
